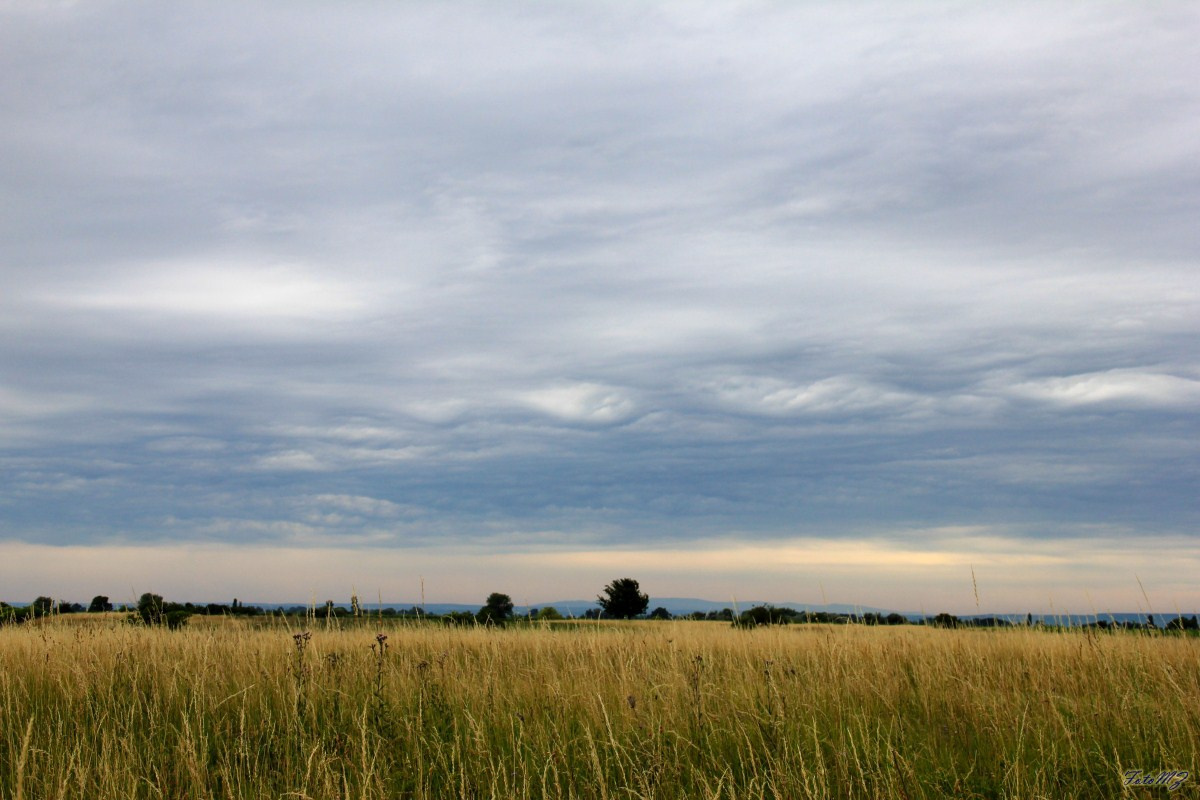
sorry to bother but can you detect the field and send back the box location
[1,617,1196,799]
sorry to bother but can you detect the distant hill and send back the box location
[8,599,1187,626]
[286,602,1187,626]
[247,598,897,617]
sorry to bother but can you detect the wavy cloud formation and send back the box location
[1,3,1197,606]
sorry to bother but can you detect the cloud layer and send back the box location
[2,3,1197,607]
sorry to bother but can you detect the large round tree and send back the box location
[597,578,649,619]
[478,592,514,624]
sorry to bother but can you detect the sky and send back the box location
[2,2,1197,613]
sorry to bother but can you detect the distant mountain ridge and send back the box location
[11,598,1188,625]
[267,600,1191,626]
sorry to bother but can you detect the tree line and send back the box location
[3,579,1195,632]
[0,579,654,627]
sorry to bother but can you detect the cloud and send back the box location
[1009,370,1200,409]
[306,494,410,518]
[0,3,1197,604]
[519,383,639,425]
[50,260,366,323]
[250,451,324,472]
[0,386,93,422]
[707,375,928,418]
[2,530,1197,612]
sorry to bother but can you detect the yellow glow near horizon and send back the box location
[1,534,1196,614]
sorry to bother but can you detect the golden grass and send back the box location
[1,618,1196,799]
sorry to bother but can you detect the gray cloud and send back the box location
[1,2,1197,574]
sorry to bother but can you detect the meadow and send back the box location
[0,617,1196,799]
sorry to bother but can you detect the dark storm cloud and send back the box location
[2,2,1197,554]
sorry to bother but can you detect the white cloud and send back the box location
[251,451,324,472]
[519,383,639,424]
[307,494,409,518]
[49,259,366,322]
[708,375,927,418]
[0,386,91,419]
[1011,370,1200,409]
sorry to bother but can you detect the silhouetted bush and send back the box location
[1165,615,1198,632]
[738,605,797,626]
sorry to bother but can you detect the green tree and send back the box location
[648,606,672,620]
[31,596,55,615]
[478,593,514,624]
[137,593,164,626]
[597,578,649,619]
[535,606,564,621]
[930,612,960,629]
[738,605,795,626]
[88,595,113,613]
[164,609,192,630]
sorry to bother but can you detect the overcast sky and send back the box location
[2,2,1197,612]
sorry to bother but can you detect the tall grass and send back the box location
[0,618,1196,799]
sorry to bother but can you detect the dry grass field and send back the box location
[0,617,1196,799]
